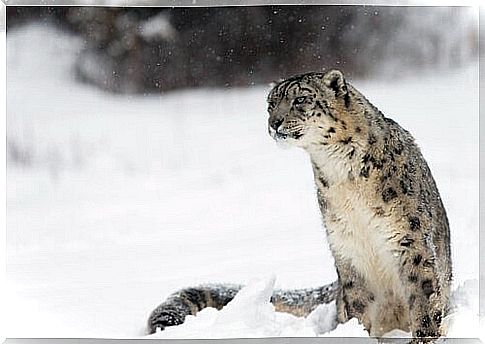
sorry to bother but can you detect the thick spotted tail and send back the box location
[147,280,339,334]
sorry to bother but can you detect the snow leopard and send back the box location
[147,69,452,340]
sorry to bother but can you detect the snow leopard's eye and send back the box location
[293,96,306,105]
[267,101,276,111]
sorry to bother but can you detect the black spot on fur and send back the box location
[368,134,377,145]
[360,166,370,178]
[319,176,329,188]
[413,254,423,266]
[329,78,339,92]
[317,193,327,213]
[423,259,435,268]
[409,216,421,231]
[404,161,417,175]
[400,237,414,247]
[322,108,336,122]
[343,281,354,289]
[355,127,361,133]
[433,310,442,324]
[352,300,366,313]
[371,157,384,170]
[348,148,355,159]
[408,274,418,283]
[393,142,404,155]
[328,127,336,133]
[344,93,351,108]
[382,188,397,202]
[400,179,410,195]
[421,315,431,328]
[421,279,434,298]
[182,288,206,310]
[340,137,352,145]
[425,330,439,338]
[362,153,383,170]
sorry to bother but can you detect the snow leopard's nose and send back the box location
[269,117,284,132]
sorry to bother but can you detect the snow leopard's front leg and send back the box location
[334,258,374,333]
[399,241,445,339]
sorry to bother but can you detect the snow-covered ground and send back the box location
[6,23,481,339]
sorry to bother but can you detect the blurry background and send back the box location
[6,5,479,339]
[7,6,477,94]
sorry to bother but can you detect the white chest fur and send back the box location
[323,181,404,300]
[309,147,406,301]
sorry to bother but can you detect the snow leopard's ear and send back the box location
[323,69,348,96]
[269,78,284,89]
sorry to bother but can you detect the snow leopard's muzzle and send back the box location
[268,119,305,144]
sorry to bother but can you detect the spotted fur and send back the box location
[267,69,452,339]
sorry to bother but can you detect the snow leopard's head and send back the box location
[266,69,357,149]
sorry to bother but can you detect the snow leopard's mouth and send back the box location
[268,127,305,145]
[268,126,288,141]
